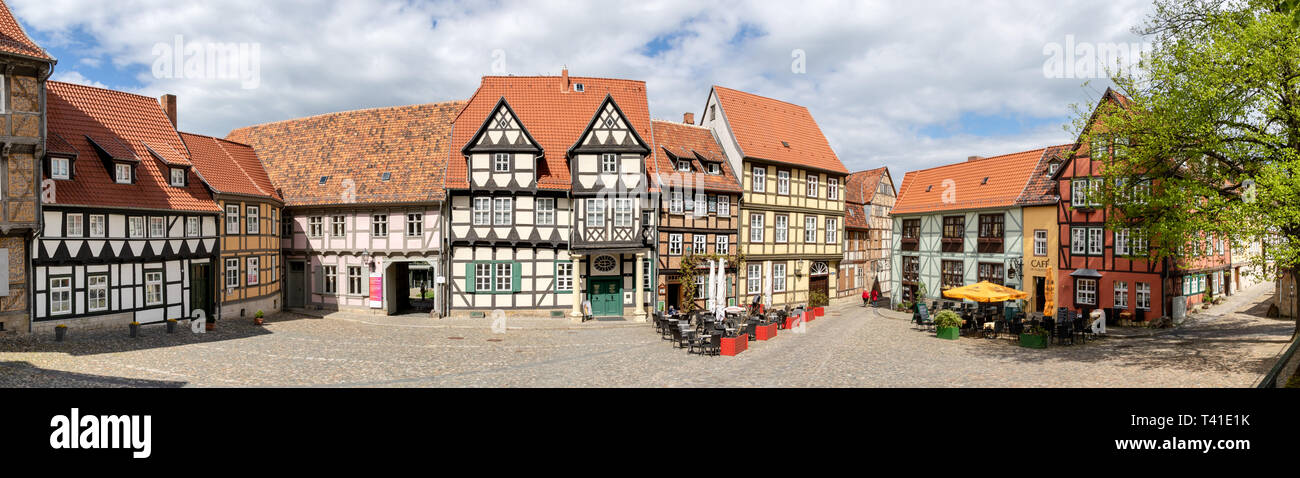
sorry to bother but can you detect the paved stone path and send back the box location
[0,284,1291,387]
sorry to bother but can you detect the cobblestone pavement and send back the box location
[0,284,1290,387]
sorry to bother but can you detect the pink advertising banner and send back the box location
[369,275,383,308]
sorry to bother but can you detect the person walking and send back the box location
[862,289,871,307]
[870,289,880,308]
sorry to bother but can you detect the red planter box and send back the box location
[804,310,815,322]
[721,335,749,356]
[755,323,777,341]
[783,317,797,329]
[814,307,825,317]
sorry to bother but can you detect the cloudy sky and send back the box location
[10,0,1153,175]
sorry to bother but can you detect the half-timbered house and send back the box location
[181,130,284,319]
[700,86,848,308]
[842,167,895,300]
[33,81,221,334]
[651,115,742,311]
[445,72,656,321]
[0,1,52,335]
[228,102,463,316]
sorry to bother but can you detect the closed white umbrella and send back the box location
[706,259,716,311]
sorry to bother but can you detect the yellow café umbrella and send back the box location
[942,281,1029,303]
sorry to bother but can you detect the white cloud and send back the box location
[50,70,107,89]
[11,0,1152,174]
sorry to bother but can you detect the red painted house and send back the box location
[1053,89,1232,322]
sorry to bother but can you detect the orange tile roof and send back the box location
[45,81,218,212]
[893,146,1056,215]
[447,75,656,190]
[845,167,889,205]
[650,120,741,194]
[1016,144,1072,206]
[0,1,51,61]
[711,86,847,174]
[180,132,282,202]
[227,101,464,206]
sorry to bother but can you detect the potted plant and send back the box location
[166,319,178,333]
[129,321,140,338]
[1019,325,1049,349]
[810,291,829,317]
[254,310,265,326]
[205,317,216,332]
[934,310,961,340]
[55,324,67,342]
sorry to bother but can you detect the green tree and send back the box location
[1073,0,1300,330]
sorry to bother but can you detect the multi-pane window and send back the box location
[495,263,513,291]
[65,214,83,237]
[807,175,819,198]
[170,168,186,187]
[149,217,165,238]
[50,277,71,315]
[1076,278,1097,305]
[942,216,964,239]
[670,192,684,214]
[308,216,323,237]
[693,194,706,217]
[941,260,963,289]
[978,214,1004,239]
[556,262,573,291]
[1131,228,1148,254]
[828,178,839,200]
[669,234,683,255]
[717,197,730,217]
[587,199,605,228]
[115,163,132,184]
[323,266,338,294]
[693,234,706,255]
[777,171,790,195]
[902,219,920,240]
[643,258,653,290]
[475,263,492,291]
[716,235,729,255]
[407,213,423,236]
[978,262,1004,285]
[129,216,146,238]
[707,195,717,213]
[1034,230,1048,256]
[1087,228,1104,255]
[185,217,199,237]
[348,266,364,295]
[825,218,838,244]
[90,215,106,238]
[473,197,491,225]
[695,274,707,298]
[87,275,108,312]
[747,264,762,295]
[805,216,818,243]
[144,271,163,306]
[708,163,720,175]
[751,167,766,192]
[749,213,764,242]
[51,157,70,179]
[773,263,787,292]
[1137,282,1152,310]
[1071,227,1087,254]
[1072,178,1103,207]
[246,206,259,234]
[331,216,346,237]
[226,259,240,289]
[493,153,510,172]
[775,215,788,243]
[902,256,920,283]
[226,205,240,234]
[372,214,388,236]
[601,153,617,173]
[1115,281,1128,308]
[615,199,633,227]
[536,198,555,225]
[1115,229,1131,256]
[677,160,691,172]
[247,257,259,286]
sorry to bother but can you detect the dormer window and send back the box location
[1048,161,1060,175]
[574,83,585,93]
[493,153,510,172]
[676,160,691,172]
[170,168,186,187]
[115,163,133,184]
[708,163,720,175]
[601,153,617,173]
[51,157,70,180]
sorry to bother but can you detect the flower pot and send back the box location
[55,327,66,342]
[254,317,265,326]
[721,335,749,356]
[1019,333,1048,349]
[804,310,815,323]
[129,323,139,338]
[814,307,825,317]
[205,321,215,332]
[166,321,177,333]
[936,326,960,340]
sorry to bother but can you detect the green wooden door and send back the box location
[588,277,623,316]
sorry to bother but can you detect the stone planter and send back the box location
[936,326,960,340]
[1019,333,1048,349]
[129,323,139,338]
[55,326,66,342]
[166,320,177,334]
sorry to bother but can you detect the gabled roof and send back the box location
[181,132,282,202]
[461,97,543,155]
[447,75,656,190]
[845,202,870,230]
[45,81,217,212]
[650,119,742,194]
[1016,144,1073,206]
[1052,88,1134,180]
[845,167,890,205]
[893,146,1059,215]
[711,85,848,174]
[227,101,465,206]
[0,1,52,61]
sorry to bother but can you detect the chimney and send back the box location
[683,112,695,125]
[160,94,177,128]
[560,67,569,93]
[967,155,983,162]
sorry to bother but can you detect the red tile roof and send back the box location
[180,132,282,202]
[711,86,847,174]
[227,101,465,206]
[650,120,741,194]
[893,146,1059,215]
[45,81,218,212]
[845,167,889,205]
[1016,144,1072,206]
[0,1,51,61]
[447,75,656,190]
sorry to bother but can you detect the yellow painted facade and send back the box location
[1020,205,1058,314]
[218,197,283,316]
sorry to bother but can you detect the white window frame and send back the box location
[129,216,146,238]
[65,214,83,237]
[1071,227,1087,255]
[807,175,819,198]
[1137,282,1151,310]
[475,263,492,292]
[805,216,818,243]
[747,264,762,295]
[495,262,513,291]
[226,258,240,289]
[90,215,106,238]
[1115,229,1131,256]
[372,214,388,236]
[149,217,165,238]
[614,198,633,227]
[493,153,510,172]
[246,257,259,286]
[777,170,790,195]
[536,198,555,225]
[773,263,787,292]
[185,217,199,237]
[51,157,70,179]
[473,197,491,225]
[749,213,764,242]
[774,215,788,243]
[693,234,706,255]
[323,266,338,294]
[246,206,259,234]
[826,218,838,244]
[668,233,683,255]
[601,153,618,173]
[677,160,691,172]
[87,275,108,312]
[348,266,364,295]
[308,216,323,237]
[115,163,132,184]
[144,271,163,306]
[170,168,185,187]
[670,192,684,214]
[587,198,605,228]
[1087,227,1104,255]
[717,197,729,217]
[1075,278,1096,306]
[752,167,766,193]
[1033,230,1048,256]
[716,235,729,255]
[556,263,573,291]
[1114,281,1128,308]
[50,277,72,315]
[407,213,424,237]
[828,178,839,200]
[331,216,346,237]
[226,205,240,234]
[693,194,706,217]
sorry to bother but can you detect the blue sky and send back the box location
[10,0,1148,175]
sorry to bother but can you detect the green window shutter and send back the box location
[466,263,477,293]
[312,266,322,294]
[511,262,521,293]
